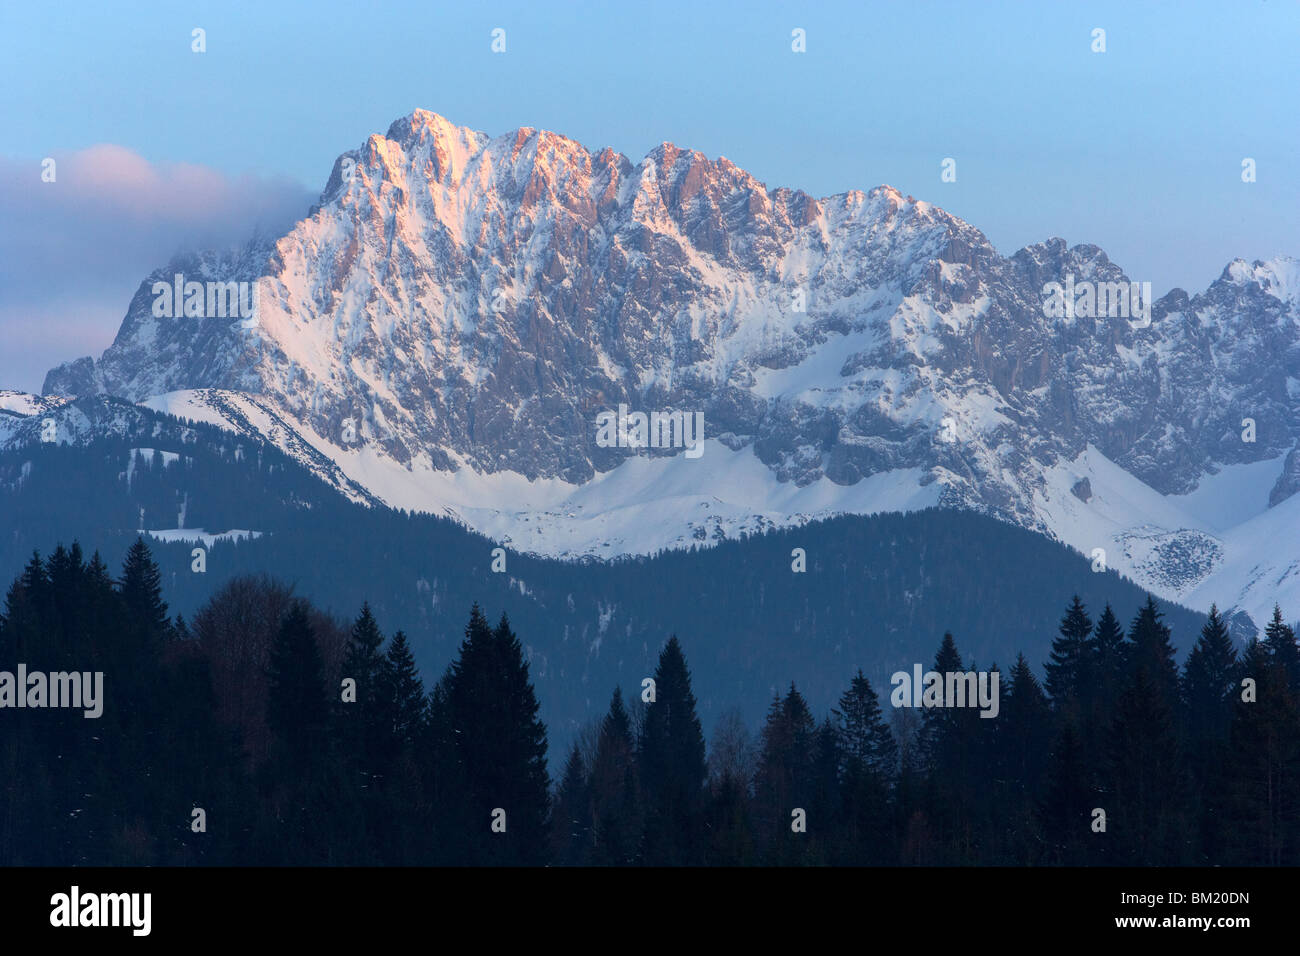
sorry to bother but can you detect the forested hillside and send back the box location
[0,437,1216,736]
[2,541,1296,866]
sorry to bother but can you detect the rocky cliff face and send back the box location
[39,109,1300,623]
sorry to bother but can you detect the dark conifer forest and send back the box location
[3,539,1297,866]
[0,436,1216,739]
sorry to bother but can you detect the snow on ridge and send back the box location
[142,529,262,548]
[7,378,1296,629]
[131,387,1293,626]
[1224,256,1300,304]
[0,390,71,417]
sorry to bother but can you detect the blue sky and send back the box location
[1,0,1297,391]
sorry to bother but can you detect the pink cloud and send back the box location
[0,146,314,392]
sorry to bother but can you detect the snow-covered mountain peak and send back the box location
[33,110,1300,629]
[1221,256,1300,308]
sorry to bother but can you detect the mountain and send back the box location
[37,109,1300,628]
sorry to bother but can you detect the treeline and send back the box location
[0,540,548,865]
[555,596,1300,865]
[1,433,1213,740]
[1,540,1298,866]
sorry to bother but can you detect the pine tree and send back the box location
[266,600,329,762]
[639,635,707,865]
[1000,654,1052,788]
[1045,596,1093,714]
[1088,602,1128,728]
[996,653,1051,863]
[119,537,169,654]
[1127,596,1180,710]
[1107,666,1187,864]
[0,552,47,661]
[263,600,333,863]
[342,602,386,711]
[384,630,425,748]
[918,633,995,862]
[1041,718,1091,864]
[833,670,897,864]
[920,631,965,770]
[1214,638,1300,864]
[588,687,642,865]
[833,669,898,780]
[550,744,590,865]
[809,717,843,863]
[1264,605,1300,696]
[339,603,389,777]
[753,685,817,864]
[421,675,476,865]
[444,608,550,864]
[1182,604,1238,745]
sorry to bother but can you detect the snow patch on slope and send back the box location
[1036,445,1290,625]
[133,388,1299,625]
[142,529,263,548]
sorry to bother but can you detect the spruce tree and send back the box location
[921,631,966,770]
[833,670,897,864]
[550,744,590,865]
[1107,666,1187,864]
[999,654,1051,791]
[753,685,817,864]
[384,630,426,748]
[705,759,756,866]
[1045,596,1093,714]
[809,717,843,863]
[422,675,476,864]
[444,608,550,864]
[119,537,169,654]
[342,602,385,711]
[0,552,46,661]
[266,600,329,763]
[263,600,332,862]
[919,633,995,862]
[639,635,707,865]
[1041,718,1090,864]
[112,541,170,821]
[1088,602,1128,726]
[339,603,389,776]
[833,669,898,779]
[45,544,78,659]
[588,687,641,865]
[1264,605,1300,696]
[1182,604,1238,745]
[1214,638,1300,864]
[997,653,1052,863]
[1127,596,1180,709]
